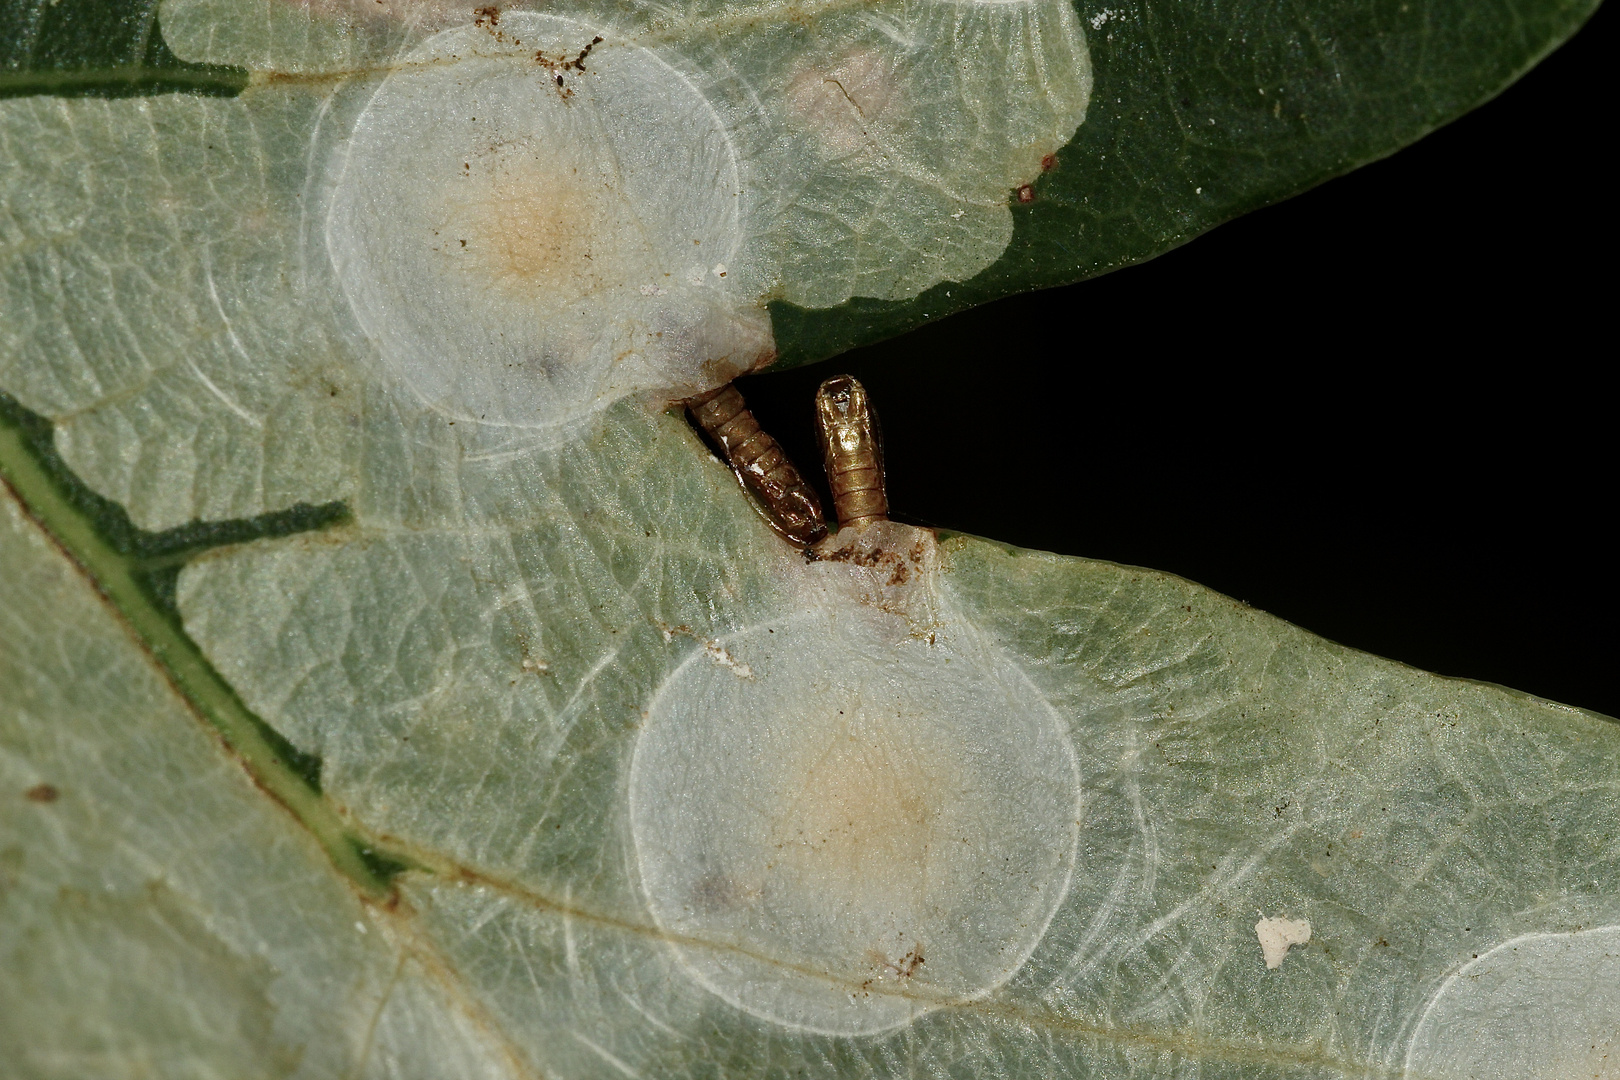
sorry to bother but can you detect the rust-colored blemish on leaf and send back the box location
[534,34,604,98]
[815,538,930,587]
[25,782,60,803]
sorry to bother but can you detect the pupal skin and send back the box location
[628,518,1081,1036]
[688,384,828,548]
[815,375,888,533]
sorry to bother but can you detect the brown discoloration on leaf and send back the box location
[816,537,929,588]
[533,35,605,98]
[25,782,60,803]
[855,943,927,997]
[442,151,616,299]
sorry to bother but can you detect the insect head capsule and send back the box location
[688,384,828,547]
[814,375,888,532]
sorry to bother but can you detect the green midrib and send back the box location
[0,407,400,897]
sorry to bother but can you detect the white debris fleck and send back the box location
[703,642,752,679]
[657,622,753,678]
[712,263,728,278]
[1256,914,1312,969]
[521,655,550,673]
[638,284,669,297]
[354,921,367,934]
[1090,9,1114,29]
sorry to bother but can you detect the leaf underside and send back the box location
[1,0,1615,1078]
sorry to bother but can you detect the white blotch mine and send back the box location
[785,49,899,158]
[629,523,1080,1036]
[1254,914,1311,970]
[764,0,1093,307]
[316,1,1091,428]
[1404,926,1620,1079]
[325,14,770,434]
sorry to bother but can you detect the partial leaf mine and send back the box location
[1404,927,1620,1079]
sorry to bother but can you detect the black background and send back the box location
[739,3,1615,718]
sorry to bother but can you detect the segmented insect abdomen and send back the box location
[690,385,828,547]
[815,375,888,531]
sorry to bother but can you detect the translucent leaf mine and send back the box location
[7,0,1618,1075]
[320,1,1093,429]
[747,0,1093,306]
[4,0,1089,520]
[0,91,365,530]
[630,522,1079,1034]
[1403,926,1620,1080]
[326,13,772,433]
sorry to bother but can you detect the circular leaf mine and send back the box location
[1404,926,1620,1079]
[326,14,769,432]
[630,600,1080,1036]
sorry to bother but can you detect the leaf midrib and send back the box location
[0,398,396,895]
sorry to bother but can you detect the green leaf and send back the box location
[773,0,1605,362]
[0,0,244,98]
[6,379,1619,1076]
[1,1,1615,1078]
[0,475,515,1080]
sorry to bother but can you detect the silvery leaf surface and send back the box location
[1,0,1614,1078]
